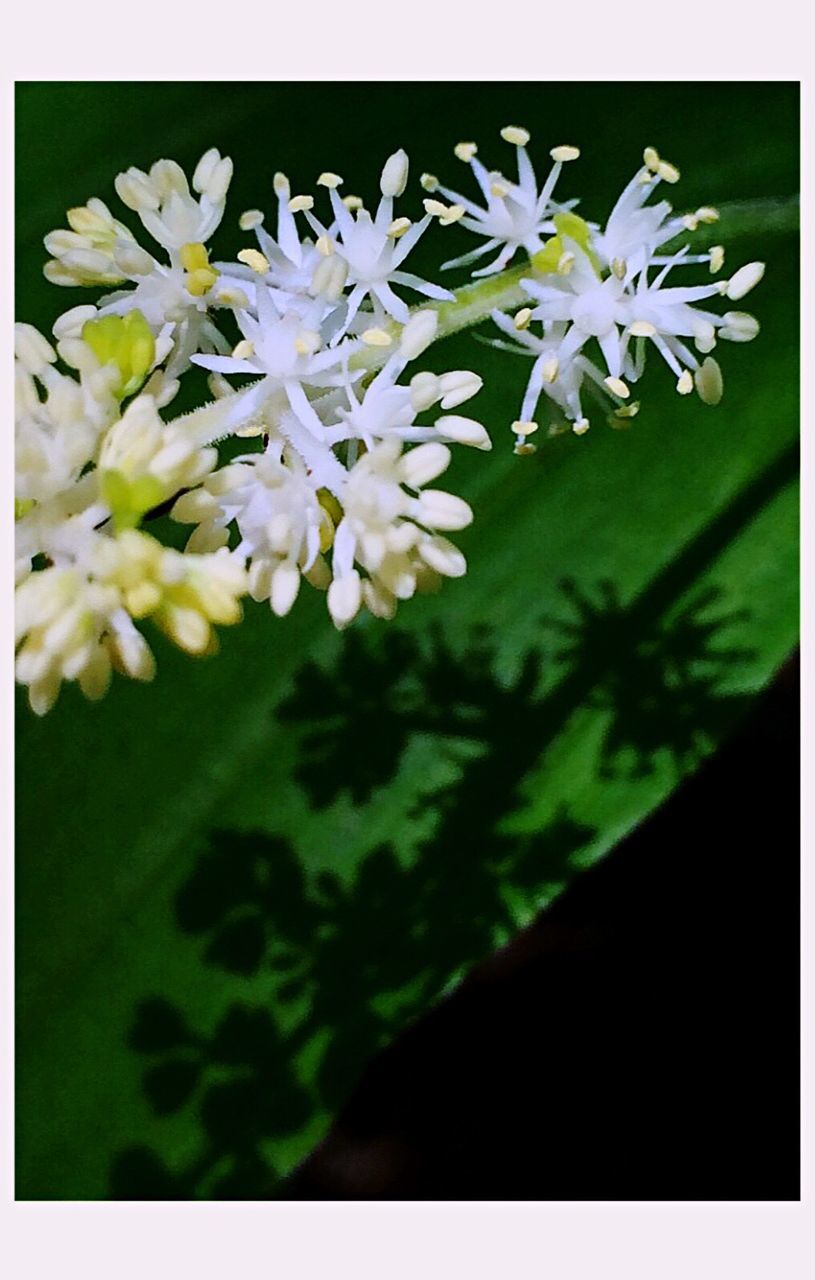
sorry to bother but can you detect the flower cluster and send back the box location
[439,133,763,447]
[16,129,763,713]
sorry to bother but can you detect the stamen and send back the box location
[709,245,725,274]
[513,308,532,330]
[232,339,254,360]
[287,195,314,213]
[629,320,656,337]
[501,126,530,147]
[386,217,412,239]
[550,145,580,163]
[694,356,723,405]
[542,357,559,383]
[676,370,694,395]
[572,418,590,435]
[237,248,270,275]
[317,172,343,188]
[604,376,630,399]
[612,258,627,280]
[361,328,393,347]
[726,261,765,300]
[512,420,538,436]
[239,209,264,231]
[420,173,439,192]
[454,142,478,162]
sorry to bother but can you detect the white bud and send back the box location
[399,310,438,360]
[270,562,301,617]
[435,415,492,451]
[418,535,467,578]
[726,262,765,301]
[114,168,159,212]
[52,305,98,341]
[415,490,473,532]
[380,148,409,198]
[193,148,220,194]
[718,311,760,343]
[438,370,482,409]
[15,323,56,373]
[410,371,441,412]
[694,356,724,406]
[399,442,451,488]
[113,243,155,276]
[327,571,362,628]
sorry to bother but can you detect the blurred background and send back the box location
[15,82,799,1200]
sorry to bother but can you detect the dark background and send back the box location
[286,656,800,1199]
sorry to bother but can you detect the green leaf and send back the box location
[15,82,798,1199]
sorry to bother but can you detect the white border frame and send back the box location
[2,5,811,1275]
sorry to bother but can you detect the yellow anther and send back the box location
[629,320,657,338]
[604,376,630,399]
[512,420,538,437]
[501,126,530,147]
[180,242,218,296]
[237,248,270,275]
[657,160,680,184]
[612,257,627,280]
[454,142,478,162]
[514,441,537,456]
[342,195,363,211]
[294,329,321,356]
[709,245,725,274]
[239,209,264,231]
[423,199,464,225]
[514,307,532,330]
[317,172,343,188]
[490,182,509,198]
[316,234,335,256]
[288,195,314,213]
[696,206,720,224]
[682,214,699,232]
[542,357,559,384]
[614,401,640,420]
[387,217,412,239]
[232,339,255,360]
[572,418,591,435]
[420,173,439,192]
[215,286,249,308]
[361,328,392,347]
[643,146,660,171]
[557,251,575,275]
[273,172,290,196]
[550,145,580,163]
[694,356,724,405]
[676,370,694,395]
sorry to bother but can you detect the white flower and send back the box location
[15,323,116,508]
[593,146,723,279]
[172,440,330,617]
[302,150,455,338]
[15,527,246,714]
[98,394,217,526]
[326,311,489,452]
[328,436,472,627]
[429,127,580,277]
[518,239,763,418]
[44,149,244,387]
[190,280,356,441]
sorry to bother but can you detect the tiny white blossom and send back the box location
[432,127,580,277]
